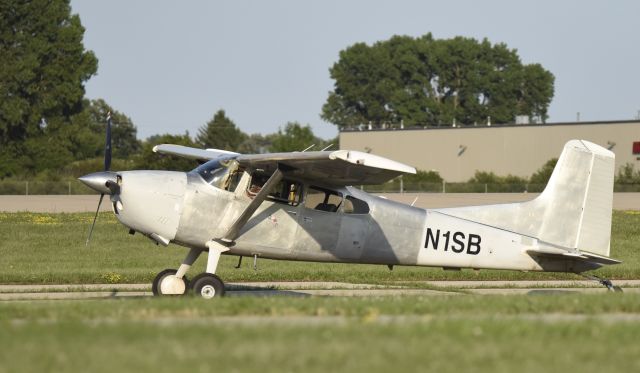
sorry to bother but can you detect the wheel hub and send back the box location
[200,284,216,299]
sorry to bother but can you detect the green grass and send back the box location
[3,293,640,319]
[0,211,639,284]
[1,295,640,373]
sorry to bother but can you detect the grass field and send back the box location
[1,212,640,372]
[1,294,640,372]
[0,211,639,284]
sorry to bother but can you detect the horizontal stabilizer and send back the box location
[526,247,621,265]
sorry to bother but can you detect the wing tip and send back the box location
[331,149,416,174]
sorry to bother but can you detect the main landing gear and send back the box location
[152,166,285,298]
[152,241,229,298]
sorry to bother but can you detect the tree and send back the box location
[237,133,274,154]
[82,99,140,158]
[322,35,555,129]
[529,158,557,186]
[406,170,443,184]
[0,0,98,176]
[269,122,326,153]
[60,99,140,162]
[196,110,247,151]
[615,163,640,185]
[517,64,555,121]
[468,171,527,185]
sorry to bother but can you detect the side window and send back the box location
[304,186,342,213]
[343,196,370,214]
[247,172,302,206]
[225,169,244,192]
[270,179,302,206]
[248,173,270,196]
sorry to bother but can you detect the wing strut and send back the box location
[220,169,284,244]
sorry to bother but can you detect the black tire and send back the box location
[152,269,189,296]
[191,273,225,299]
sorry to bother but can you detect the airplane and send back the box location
[79,115,622,298]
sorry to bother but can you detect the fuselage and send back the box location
[108,167,599,274]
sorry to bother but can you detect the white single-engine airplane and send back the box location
[80,115,622,298]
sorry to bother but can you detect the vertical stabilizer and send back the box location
[437,140,615,257]
[540,140,614,256]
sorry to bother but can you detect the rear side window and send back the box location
[305,186,342,212]
[343,196,370,214]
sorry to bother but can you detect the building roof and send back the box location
[339,119,640,133]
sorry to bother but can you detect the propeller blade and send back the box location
[86,193,105,247]
[104,112,112,171]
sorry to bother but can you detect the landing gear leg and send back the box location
[152,248,202,296]
[191,241,229,299]
[582,274,623,292]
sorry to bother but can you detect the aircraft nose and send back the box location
[78,171,119,195]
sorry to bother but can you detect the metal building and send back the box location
[339,120,640,182]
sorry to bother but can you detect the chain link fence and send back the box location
[364,181,640,193]
[0,180,96,195]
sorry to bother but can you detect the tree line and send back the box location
[322,34,554,129]
[0,0,332,180]
[1,0,557,183]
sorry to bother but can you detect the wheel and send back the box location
[152,269,190,296]
[191,273,225,299]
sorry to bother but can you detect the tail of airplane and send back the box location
[532,140,614,256]
[439,140,615,259]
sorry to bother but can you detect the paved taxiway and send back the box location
[1,280,638,300]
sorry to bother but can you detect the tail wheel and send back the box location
[191,273,225,299]
[152,269,189,296]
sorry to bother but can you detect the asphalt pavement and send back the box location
[1,280,637,301]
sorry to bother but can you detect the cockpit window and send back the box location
[193,158,239,190]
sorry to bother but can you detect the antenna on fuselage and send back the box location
[321,144,333,151]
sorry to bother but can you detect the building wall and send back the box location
[339,121,640,181]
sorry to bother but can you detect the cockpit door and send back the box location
[234,174,302,255]
[235,200,299,253]
[294,186,342,259]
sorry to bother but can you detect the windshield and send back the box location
[193,158,234,188]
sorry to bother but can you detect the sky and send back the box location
[70,0,640,140]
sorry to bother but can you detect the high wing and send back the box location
[237,150,416,185]
[153,144,416,185]
[153,144,239,161]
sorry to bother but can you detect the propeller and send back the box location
[85,112,112,247]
